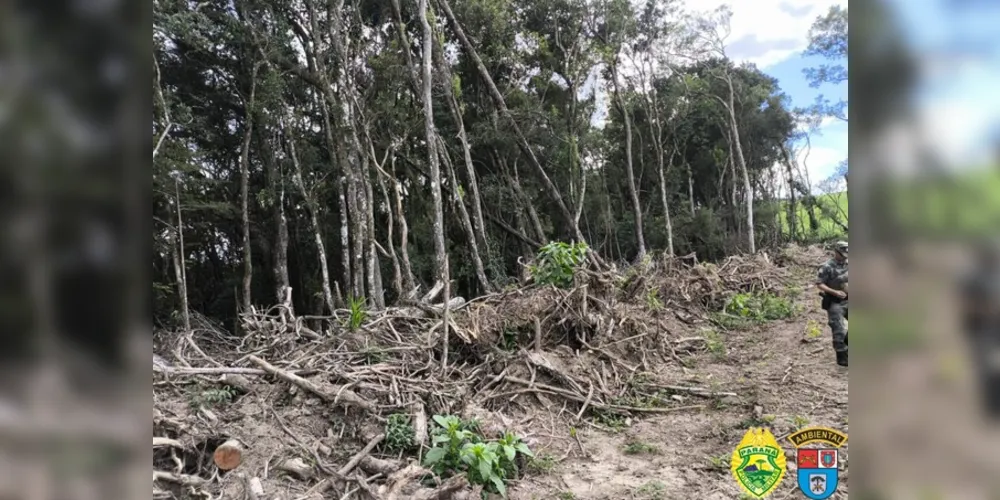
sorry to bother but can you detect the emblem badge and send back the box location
[730,427,787,498]
[787,427,848,500]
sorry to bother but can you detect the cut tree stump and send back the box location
[213,439,244,470]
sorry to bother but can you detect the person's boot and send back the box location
[836,350,848,367]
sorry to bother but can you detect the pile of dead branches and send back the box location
[152,250,795,499]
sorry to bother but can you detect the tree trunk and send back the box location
[686,161,696,216]
[173,178,190,331]
[362,152,385,310]
[238,86,255,313]
[284,125,335,315]
[419,0,450,368]
[779,145,798,242]
[724,75,755,253]
[390,154,417,296]
[438,137,492,293]
[497,152,546,244]
[611,68,646,260]
[656,147,676,257]
[431,30,489,256]
[435,0,601,266]
[273,145,292,307]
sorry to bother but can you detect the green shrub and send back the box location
[346,295,367,330]
[725,292,794,321]
[423,415,533,498]
[529,241,588,288]
[384,414,416,453]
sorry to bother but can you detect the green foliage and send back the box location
[645,287,663,311]
[361,345,387,364]
[423,415,533,498]
[623,441,660,455]
[778,191,848,241]
[384,414,416,453]
[593,410,628,431]
[708,454,729,470]
[635,480,667,499]
[715,292,795,329]
[791,415,810,430]
[805,319,822,339]
[703,328,727,359]
[346,296,367,331]
[529,241,588,288]
[524,453,557,474]
[189,385,236,409]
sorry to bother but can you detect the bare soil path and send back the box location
[512,271,849,500]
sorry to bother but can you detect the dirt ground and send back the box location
[508,266,849,500]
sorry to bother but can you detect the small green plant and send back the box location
[459,441,508,497]
[646,288,663,311]
[189,385,236,409]
[524,453,556,474]
[557,492,577,500]
[500,327,519,351]
[346,295,368,331]
[792,415,810,430]
[704,329,727,359]
[423,415,532,498]
[805,319,822,339]
[623,441,660,455]
[384,413,416,453]
[636,480,666,499]
[425,415,476,476]
[528,241,588,288]
[593,410,628,431]
[494,431,533,480]
[708,454,729,470]
[724,292,795,322]
[361,345,387,364]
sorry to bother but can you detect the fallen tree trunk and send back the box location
[213,439,244,470]
[247,355,376,412]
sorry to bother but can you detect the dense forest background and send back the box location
[152,0,848,328]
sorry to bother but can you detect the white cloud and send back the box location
[683,0,845,68]
[798,145,844,186]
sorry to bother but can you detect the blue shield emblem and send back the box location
[796,449,838,499]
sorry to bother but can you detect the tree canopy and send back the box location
[153,0,835,327]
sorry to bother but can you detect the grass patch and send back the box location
[593,410,628,431]
[708,454,729,470]
[524,453,557,474]
[711,291,796,331]
[623,441,660,455]
[804,319,823,339]
[791,415,810,430]
[703,328,727,359]
[635,480,667,499]
[777,191,848,240]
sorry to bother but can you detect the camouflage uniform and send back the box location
[961,244,1000,417]
[817,257,849,359]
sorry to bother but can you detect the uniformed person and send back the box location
[960,239,1000,417]
[816,241,849,367]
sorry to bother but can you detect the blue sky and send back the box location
[696,0,848,188]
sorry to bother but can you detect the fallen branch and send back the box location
[153,471,206,486]
[153,436,184,448]
[248,355,375,412]
[410,475,469,500]
[338,433,385,477]
[504,376,704,414]
[277,457,313,480]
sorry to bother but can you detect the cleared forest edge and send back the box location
[152,244,847,499]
